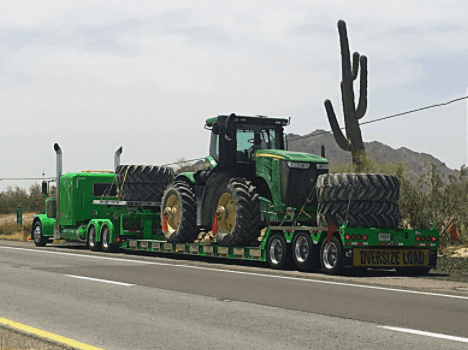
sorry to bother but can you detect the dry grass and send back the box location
[0,212,35,242]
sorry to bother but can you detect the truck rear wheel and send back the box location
[101,227,118,253]
[116,165,175,202]
[320,236,344,275]
[266,233,290,270]
[88,226,101,251]
[161,181,197,243]
[292,232,318,272]
[214,178,260,247]
[33,221,48,247]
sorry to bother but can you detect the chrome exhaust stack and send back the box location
[53,143,62,239]
[114,146,123,172]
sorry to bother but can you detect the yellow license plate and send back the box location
[353,249,429,267]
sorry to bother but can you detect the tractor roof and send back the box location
[205,115,289,127]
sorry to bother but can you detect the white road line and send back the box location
[379,326,468,343]
[66,275,134,286]
[2,245,468,300]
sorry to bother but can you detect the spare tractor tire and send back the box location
[161,181,197,243]
[317,200,400,229]
[213,178,261,247]
[116,165,175,202]
[316,173,399,202]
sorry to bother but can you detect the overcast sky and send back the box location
[1,0,468,192]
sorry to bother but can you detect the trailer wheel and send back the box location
[292,232,318,272]
[33,221,48,247]
[88,226,101,251]
[116,165,175,202]
[161,181,197,243]
[214,178,260,247]
[320,236,344,275]
[266,233,290,270]
[101,227,118,253]
[316,173,399,202]
[395,267,431,276]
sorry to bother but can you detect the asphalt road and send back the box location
[0,241,467,350]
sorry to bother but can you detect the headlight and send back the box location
[316,163,329,170]
[287,161,310,169]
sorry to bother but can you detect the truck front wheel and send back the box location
[320,236,344,275]
[88,226,101,251]
[33,221,48,247]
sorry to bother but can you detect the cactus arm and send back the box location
[324,99,351,151]
[352,52,360,80]
[337,20,352,85]
[355,55,368,120]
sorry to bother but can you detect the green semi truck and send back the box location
[32,114,439,275]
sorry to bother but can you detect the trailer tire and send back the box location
[292,232,318,272]
[266,233,290,270]
[116,165,175,202]
[317,200,399,229]
[33,221,48,247]
[88,226,101,251]
[161,181,197,243]
[214,178,261,247]
[316,173,399,202]
[320,235,344,275]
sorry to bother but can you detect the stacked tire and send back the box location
[115,165,175,202]
[316,173,400,229]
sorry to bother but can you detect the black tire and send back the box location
[33,221,48,247]
[320,235,344,275]
[395,267,431,276]
[88,226,101,251]
[266,233,290,270]
[101,227,118,253]
[213,178,261,247]
[292,232,319,272]
[317,200,399,229]
[316,173,399,202]
[161,181,197,243]
[116,165,175,202]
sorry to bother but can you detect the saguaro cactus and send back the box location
[324,19,368,172]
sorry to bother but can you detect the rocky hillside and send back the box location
[286,129,460,183]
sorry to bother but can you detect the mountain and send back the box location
[286,129,460,183]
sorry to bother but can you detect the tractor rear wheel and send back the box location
[161,181,197,243]
[116,165,175,202]
[213,178,260,247]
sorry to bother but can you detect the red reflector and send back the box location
[432,236,436,242]
[351,234,356,240]
[116,238,121,242]
[345,234,350,240]
[363,235,368,241]
[358,242,363,246]
[416,236,420,241]
[426,236,430,242]
[380,242,386,246]
[426,243,430,247]
[357,235,362,240]
[346,242,351,246]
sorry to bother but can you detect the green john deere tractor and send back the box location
[160,113,329,246]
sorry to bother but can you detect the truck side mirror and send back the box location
[212,123,219,135]
[42,181,48,196]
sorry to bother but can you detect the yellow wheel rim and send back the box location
[216,193,236,234]
[164,194,181,234]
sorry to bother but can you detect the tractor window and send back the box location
[236,126,278,153]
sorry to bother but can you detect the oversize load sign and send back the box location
[353,249,429,267]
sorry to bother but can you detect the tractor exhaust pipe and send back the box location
[114,146,123,172]
[53,143,62,239]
